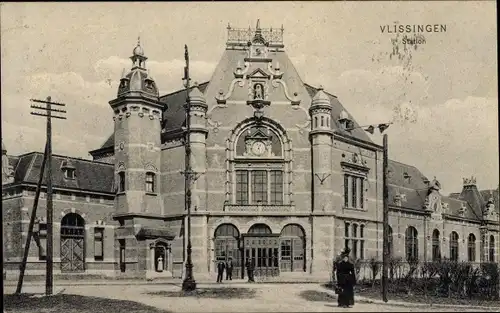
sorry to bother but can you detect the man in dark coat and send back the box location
[216,260,226,283]
[335,248,356,308]
[245,258,255,282]
[226,258,234,281]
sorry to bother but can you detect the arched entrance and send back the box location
[243,223,279,277]
[214,224,241,278]
[150,239,170,272]
[279,224,306,272]
[60,213,85,272]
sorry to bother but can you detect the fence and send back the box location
[330,258,500,300]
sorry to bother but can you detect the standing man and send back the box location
[216,260,226,283]
[226,257,233,281]
[245,258,255,283]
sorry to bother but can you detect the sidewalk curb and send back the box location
[355,296,500,311]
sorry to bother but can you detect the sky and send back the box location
[1,1,498,195]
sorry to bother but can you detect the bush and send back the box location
[369,258,381,287]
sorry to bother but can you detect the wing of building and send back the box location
[2,22,499,280]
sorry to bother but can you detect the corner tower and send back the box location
[109,39,164,216]
[309,86,335,275]
[309,86,334,212]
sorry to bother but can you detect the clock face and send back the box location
[251,141,266,156]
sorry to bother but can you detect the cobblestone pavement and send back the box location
[3,283,493,312]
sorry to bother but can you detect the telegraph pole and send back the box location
[347,123,391,302]
[382,134,389,303]
[181,45,197,292]
[30,96,66,296]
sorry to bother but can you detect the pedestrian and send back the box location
[216,260,226,283]
[249,259,256,282]
[335,248,356,308]
[226,257,233,280]
[245,258,255,282]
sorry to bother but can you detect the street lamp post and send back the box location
[181,44,197,292]
[348,122,391,302]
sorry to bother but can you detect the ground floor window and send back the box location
[212,223,306,277]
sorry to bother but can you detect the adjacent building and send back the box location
[2,22,499,280]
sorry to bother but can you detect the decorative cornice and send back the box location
[216,78,245,104]
[271,79,300,105]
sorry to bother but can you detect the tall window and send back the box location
[489,235,495,262]
[405,226,418,261]
[232,125,287,206]
[344,174,364,209]
[432,229,441,261]
[145,172,156,193]
[94,228,104,261]
[467,233,476,262]
[118,172,125,192]
[344,222,365,260]
[38,223,47,261]
[235,170,283,205]
[450,231,459,262]
[387,225,393,257]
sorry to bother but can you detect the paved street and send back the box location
[3,283,494,312]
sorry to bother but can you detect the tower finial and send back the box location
[137,36,141,46]
[256,19,261,30]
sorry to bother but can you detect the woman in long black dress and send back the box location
[335,249,356,308]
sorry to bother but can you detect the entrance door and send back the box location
[215,237,241,278]
[243,236,279,277]
[60,213,85,273]
[280,238,305,272]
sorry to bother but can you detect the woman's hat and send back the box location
[341,247,351,257]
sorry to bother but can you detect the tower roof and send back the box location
[2,140,6,154]
[311,85,331,106]
[115,38,158,98]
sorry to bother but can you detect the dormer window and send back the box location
[64,168,75,179]
[61,159,76,180]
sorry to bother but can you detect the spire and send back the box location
[130,36,147,68]
[252,19,266,44]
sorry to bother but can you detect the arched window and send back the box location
[432,229,441,261]
[232,124,287,206]
[60,213,85,272]
[489,235,495,262]
[320,116,325,127]
[387,225,393,257]
[145,172,156,193]
[450,231,459,262]
[467,233,476,262]
[214,224,241,277]
[248,223,272,234]
[405,226,418,261]
[280,224,306,272]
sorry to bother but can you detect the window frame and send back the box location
[449,231,459,262]
[234,169,284,205]
[94,227,104,261]
[343,173,365,209]
[145,171,156,193]
[344,222,365,260]
[118,172,126,193]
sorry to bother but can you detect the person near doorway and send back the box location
[216,260,226,283]
[226,257,233,280]
[335,248,356,308]
[245,258,255,282]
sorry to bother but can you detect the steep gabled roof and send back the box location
[7,152,114,193]
[386,160,429,211]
